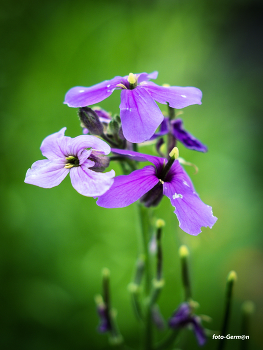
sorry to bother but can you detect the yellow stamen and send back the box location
[116,83,127,89]
[128,72,136,85]
[64,164,74,169]
[66,156,75,160]
[159,179,164,184]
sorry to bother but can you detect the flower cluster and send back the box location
[25,71,217,235]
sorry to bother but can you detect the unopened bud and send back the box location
[227,270,237,283]
[242,301,255,314]
[156,219,165,229]
[169,147,179,160]
[179,245,189,258]
[78,107,104,136]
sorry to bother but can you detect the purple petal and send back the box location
[66,135,111,159]
[169,303,191,328]
[172,119,208,152]
[150,118,169,140]
[40,127,68,160]
[93,107,111,123]
[24,159,69,188]
[97,166,159,208]
[64,76,123,108]
[137,71,158,84]
[70,166,115,197]
[142,82,202,109]
[120,87,164,143]
[163,161,217,235]
[192,318,207,346]
[111,148,166,172]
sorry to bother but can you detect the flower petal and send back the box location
[192,318,207,346]
[111,148,165,171]
[120,87,164,143]
[70,166,115,197]
[66,135,111,158]
[150,118,169,140]
[96,166,159,208]
[142,82,202,109]
[169,303,191,328]
[172,119,208,152]
[24,159,69,188]
[64,76,123,108]
[40,127,68,159]
[163,161,217,235]
[137,71,158,84]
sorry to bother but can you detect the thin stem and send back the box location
[218,271,237,350]
[137,203,153,350]
[154,329,180,350]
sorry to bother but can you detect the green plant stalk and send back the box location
[137,203,153,350]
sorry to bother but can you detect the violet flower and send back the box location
[151,117,208,153]
[24,128,115,197]
[64,72,202,143]
[96,149,217,236]
[169,303,206,346]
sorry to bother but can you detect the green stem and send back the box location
[137,203,153,350]
[154,329,180,350]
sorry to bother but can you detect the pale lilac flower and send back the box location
[24,128,115,197]
[64,72,202,143]
[151,117,208,153]
[97,149,217,236]
[169,303,206,346]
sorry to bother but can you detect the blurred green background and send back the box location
[1,0,263,349]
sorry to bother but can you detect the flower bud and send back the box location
[78,107,104,136]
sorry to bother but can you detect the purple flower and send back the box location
[169,303,206,346]
[97,303,111,333]
[151,118,208,153]
[64,72,202,143]
[24,128,115,197]
[96,149,217,236]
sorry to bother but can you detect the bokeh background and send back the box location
[1,0,263,349]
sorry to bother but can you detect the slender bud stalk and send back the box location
[101,268,123,345]
[240,301,254,350]
[179,245,192,301]
[218,271,237,350]
[156,219,165,281]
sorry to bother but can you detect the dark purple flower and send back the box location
[96,149,217,236]
[24,128,115,197]
[64,72,202,143]
[97,303,111,333]
[151,118,208,153]
[169,303,206,346]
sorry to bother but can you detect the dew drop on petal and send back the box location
[183,181,189,187]
[79,89,85,92]
[173,193,183,199]
[181,95,186,98]
[107,84,111,87]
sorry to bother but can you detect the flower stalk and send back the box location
[179,245,192,301]
[218,271,237,350]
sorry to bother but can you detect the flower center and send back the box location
[64,155,79,169]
